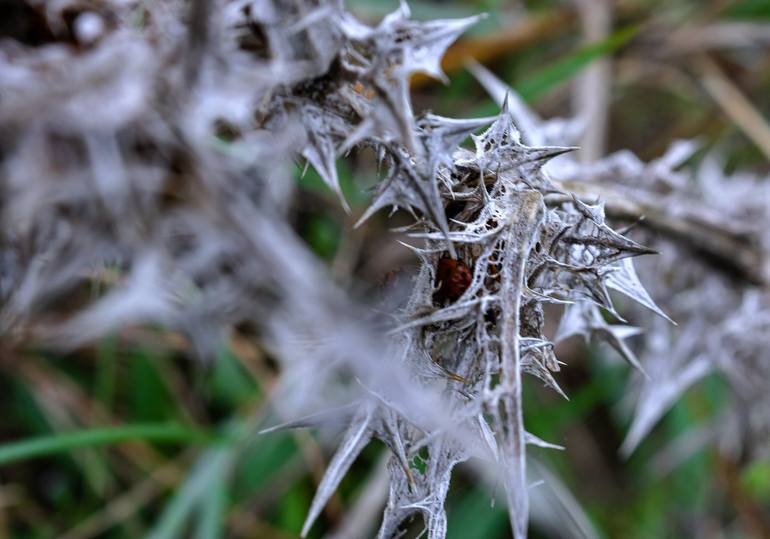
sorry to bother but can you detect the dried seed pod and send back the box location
[434,255,472,303]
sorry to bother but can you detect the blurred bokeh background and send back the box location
[2,0,770,538]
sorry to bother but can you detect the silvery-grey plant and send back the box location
[1,1,769,538]
[469,59,770,463]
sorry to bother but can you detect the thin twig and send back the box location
[59,454,191,539]
[696,55,770,161]
[572,0,612,162]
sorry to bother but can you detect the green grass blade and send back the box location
[725,0,770,20]
[148,448,234,539]
[516,25,640,102]
[194,469,229,539]
[0,424,214,466]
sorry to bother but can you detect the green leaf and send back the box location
[207,348,259,409]
[724,0,770,20]
[0,424,214,467]
[305,214,341,260]
[516,25,640,103]
[5,375,51,435]
[127,350,177,422]
[94,335,118,415]
[742,459,770,502]
[296,159,372,209]
[446,486,508,539]
[278,481,311,535]
[232,433,298,500]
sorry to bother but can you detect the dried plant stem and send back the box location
[715,454,770,539]
[498,191,546,539]
[696,55,770,161]
[59,454,191,539]
[554,180,769,288]
[573,0,612,162]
